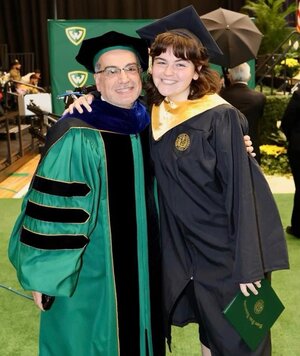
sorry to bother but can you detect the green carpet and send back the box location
[0,195,298,355]
[0,199,39,356]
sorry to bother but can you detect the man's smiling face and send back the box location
[94,49,142,109]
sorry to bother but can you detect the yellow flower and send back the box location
[260,144,287,157]
[280,58,300,68]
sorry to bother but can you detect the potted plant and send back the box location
[242,0,296,55]
[260,144,291,175]
[274,56,300,78]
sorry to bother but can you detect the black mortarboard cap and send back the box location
[76,31,149,73]
[136,6,224,65]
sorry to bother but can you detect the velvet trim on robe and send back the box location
[62,96,150,134]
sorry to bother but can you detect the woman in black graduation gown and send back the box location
[137,7,289,356]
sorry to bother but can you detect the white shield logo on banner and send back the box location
[68,71,88,88]
[65,27,86,46]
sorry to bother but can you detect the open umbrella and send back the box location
[200,8,263,68]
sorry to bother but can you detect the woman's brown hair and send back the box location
[144,30,220,106]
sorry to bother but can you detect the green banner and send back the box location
[48,20,152,114]
[48,20,256,115]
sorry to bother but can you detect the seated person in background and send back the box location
[21,71,36,84]
[16,74,42,95]
[22,69,42,85]
[220,62,266,164]
[33,68,41,83]
[26,74,40,93]
[8,59,31,95]
[9,59,22,81]
[29,74,39,86]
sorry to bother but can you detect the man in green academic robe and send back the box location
[8,31,165,356]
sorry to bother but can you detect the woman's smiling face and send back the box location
[151,46,199,102]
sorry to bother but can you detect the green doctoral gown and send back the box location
[8,99,163,356]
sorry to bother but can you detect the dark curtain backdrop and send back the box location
[0,0,245,89]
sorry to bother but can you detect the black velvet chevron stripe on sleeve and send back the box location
[32,175,91,197]
[20,227,89,250]
[25,201,89,223]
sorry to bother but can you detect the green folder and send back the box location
[223,279,285,351]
